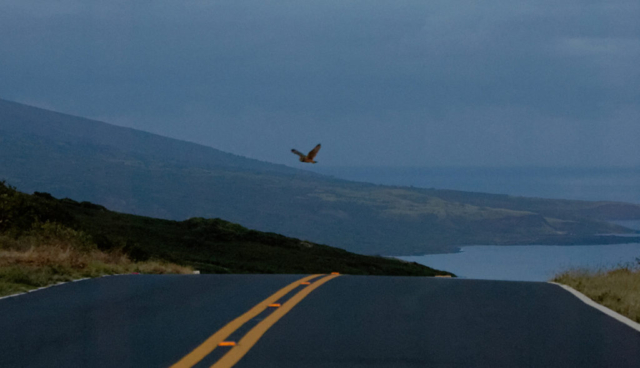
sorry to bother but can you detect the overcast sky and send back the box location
[1,0,639,167]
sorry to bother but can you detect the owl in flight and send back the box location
[291,144,321,163]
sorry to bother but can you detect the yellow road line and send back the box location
[170,274,323,368]
[211,273,341,368]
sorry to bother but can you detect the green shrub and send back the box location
[0,181,73,233]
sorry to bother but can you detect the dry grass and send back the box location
[0,233,193,297]
[552,264,640,323]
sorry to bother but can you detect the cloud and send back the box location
[0,0,638,166]
[555,37,640,87]
[558,37,640,56]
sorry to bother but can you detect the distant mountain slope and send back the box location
[0,98,307,175]
[1,98,639,255]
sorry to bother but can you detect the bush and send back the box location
[30,221,96,252]
[123,243,151,262]
[0,181,73,233]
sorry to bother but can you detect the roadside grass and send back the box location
[552,261,640,323]
[0,232,193,298]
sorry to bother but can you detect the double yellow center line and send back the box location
[171,273,340,368]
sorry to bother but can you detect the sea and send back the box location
[397,243,640,282]
[310,166,640,281]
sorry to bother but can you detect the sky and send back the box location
[1,0,639,167]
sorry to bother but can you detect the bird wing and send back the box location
[307,144,321,160]
[291,149,306,158]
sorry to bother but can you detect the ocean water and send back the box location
[397,244,640,282]
[311,166,640,204]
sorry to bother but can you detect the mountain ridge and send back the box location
[1,98,639,255]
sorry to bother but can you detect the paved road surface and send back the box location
[1,274,639,367]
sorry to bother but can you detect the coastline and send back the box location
[394,243,640,282]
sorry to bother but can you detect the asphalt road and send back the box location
[1,274,639,367]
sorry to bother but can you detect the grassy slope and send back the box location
[553,265,640,323]
[0,181,452,298]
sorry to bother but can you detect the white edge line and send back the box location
[0,274,129,301]
[549,282,640,333]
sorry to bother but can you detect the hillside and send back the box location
[1,98,639,255]
[0,181,448,277]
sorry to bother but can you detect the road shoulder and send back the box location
[549,282,640,332]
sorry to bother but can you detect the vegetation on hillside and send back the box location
[552,262,640,323]
[0,181,452,296]
[0,182,192,296]
[60,194,451,276]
